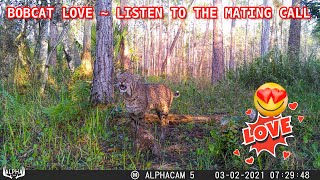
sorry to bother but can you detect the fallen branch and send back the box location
[144,113,224,124]
[113,112,225,125]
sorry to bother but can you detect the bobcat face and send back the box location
[117,72,137,97]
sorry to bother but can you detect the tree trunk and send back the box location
[16,19,30,69]
[145,19,151,76]
[280,0,284,54]
[49,22,58,66]
[164,0,171,75]
[150,30,154,75]
[49,0,59,67]
[229,0,236,70]
[34,20,48,77]
[41,22,69,94]
[187,27,190,77]
[270,7,276,51]
[192,22,195,77]
[287,0,302,62]
[90,0,114,105]
[212,0,224,84]
[157,0,163,76]
[244,0,249,66]
[161,0,194,74]
[132,2,138,73]
[63,28,81,72]
[119,0,130,71]
[197,20,210,77]
[39,22,49,76]
[82,18,93,75]
[261,0,270,58]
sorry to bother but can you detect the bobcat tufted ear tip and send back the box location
[116,72,121,78]
[133,74,142,82]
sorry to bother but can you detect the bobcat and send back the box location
[117,72,179,144]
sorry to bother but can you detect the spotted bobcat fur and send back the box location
[117,72,179,146]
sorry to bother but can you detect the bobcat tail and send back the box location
[173,91,180,98]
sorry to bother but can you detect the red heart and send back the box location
[288,102,298,110]
[257,88,272,103]
[245,109,252,115]
[245,156,254,165]
[233,149,240,156]
[271,88,287,103]
[298,116,304,123]
[283,151,291,160]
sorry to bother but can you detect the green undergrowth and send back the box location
[0,55,319,170]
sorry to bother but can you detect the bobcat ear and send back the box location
[132,74,140,91]
[116,72,121,79]
[133,75,140,82]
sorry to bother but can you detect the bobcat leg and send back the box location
[129,114,137,139]
[132,113,161,157]
[159,112,169,142]
[130,112,148,151]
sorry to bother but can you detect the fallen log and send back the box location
[145,113,225,124]
[113,112,227,126]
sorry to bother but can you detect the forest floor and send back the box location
[0,69,320,170]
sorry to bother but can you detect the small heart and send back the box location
[233,149,240,156]
[298,116,304,123]
[245,109,252,115]
[283,151,291,160]
[245,156,254,165]
[288,102,298,110]
[257,88,272,103]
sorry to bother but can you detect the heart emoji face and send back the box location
[254,83,288,117]
[283,151,291,160]
[298,116,304,123]
[245,109,252,115]
[288,102,298,111]
[245,156,254,165]
[233,149,240,156]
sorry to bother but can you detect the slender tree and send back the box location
[197,20,210,77]
[41,22,69,94]
[81,0,93,75]
[244,0,250,66]
[280,0,284,53]
[157,0,163,76]
[229,0,236,70]
[261,0,270,58]
[161,0,194,74]
[287,0,302,62]
[90,0,114,105]
[212,0,224,83]
[63,29,81,72]
[119,0,130,70]
[49,0,59,67]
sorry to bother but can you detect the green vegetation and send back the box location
[1,53,319,170]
